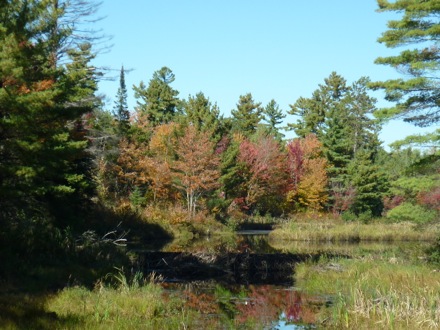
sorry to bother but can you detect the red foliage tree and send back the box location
[237,135,288,212]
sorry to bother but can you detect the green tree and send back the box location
[262,99,286,141]
[0,0,101,263]
[219,134,246,201]
[348,149,389,217]
[370,0,440,127]
[113,65,130,136]
[181,92,224,141]
[133,66,180,127]
[288,72,348,138]
[288,73,384,214]
[231,93,262,136]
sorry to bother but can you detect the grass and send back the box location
[294,255,440,329]
[0,270,197,330]
[270,218,440,242]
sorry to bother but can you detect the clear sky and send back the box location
[92,0,433,148]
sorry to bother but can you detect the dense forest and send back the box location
[1,0,439,277]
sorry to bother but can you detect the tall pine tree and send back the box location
[370,0,440,127]
[133,66,180,127]
[0,0,101,234]
[113,65,130,136]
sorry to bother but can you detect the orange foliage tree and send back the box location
[116,119,177,203]
[173,125,220,218]
[287,134,328,211]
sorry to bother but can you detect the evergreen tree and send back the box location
[370,0,440,127]
[219,135,246,201]
[182,92,223,141]
[230,93,262,137]
[348,149,389,217]
[0,1,100,234]
[262,99,286,141]
[288,73,385,214]
[133,66,180,127]
[288,72,348,138]
[113,65,130,136]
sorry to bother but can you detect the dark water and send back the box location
[136,232,429,329]
[137,231,327,329]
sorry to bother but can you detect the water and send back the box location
[137,230,327,328]
[136,231,430,328]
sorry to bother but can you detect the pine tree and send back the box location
[288,72,348,138]
[0,0,101,245]
[287,72,384,213]
[348,149,389,217]
[262,99,286,141]
[113,65,130,136]
[182,92,223,141]
[231,93,262,137]
[133,66,180,127]
[370,0,440,127]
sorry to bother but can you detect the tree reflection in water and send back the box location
[163,281,322,328]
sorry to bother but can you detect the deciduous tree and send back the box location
[237,135,288,214]
[287,134,328,211]
[173,125,220,218]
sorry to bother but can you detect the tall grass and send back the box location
[295,257,440,329]
[271,219,439,242]
[45,270,195,330]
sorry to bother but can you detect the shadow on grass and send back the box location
[0,294,84,329]
[0,203,173,329]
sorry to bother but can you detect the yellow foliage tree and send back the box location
[287,134,328,211]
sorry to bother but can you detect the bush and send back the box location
[341,211,357,222]
[386,202,437,223]
[426,237,440,265]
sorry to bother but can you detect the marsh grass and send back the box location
[271,219,439,242]
[295,256,440,329]
[46,270,195,330]
[0,270,196,330]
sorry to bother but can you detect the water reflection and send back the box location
[138,232,428,328]
[162,281,320,329]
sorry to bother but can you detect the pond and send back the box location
[134,232,428,329]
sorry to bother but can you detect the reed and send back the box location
[271,220,439,242]
[38,270,195,330]
[295,257,440,329]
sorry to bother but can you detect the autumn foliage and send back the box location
[237,135,288,213]
[173,125,220,218]
[286,134,328,211]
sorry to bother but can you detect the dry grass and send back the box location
[295,256,440,329]
[270,219,439,242]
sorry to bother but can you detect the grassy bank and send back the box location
[294,255,440,329]
[270,218,440,242]
[0,273,196,329]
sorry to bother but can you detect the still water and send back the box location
[137,231,336,329]
[135,232,427,329]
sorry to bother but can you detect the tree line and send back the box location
[0,1,439,264]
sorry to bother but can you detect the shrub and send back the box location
[386,202,437,223]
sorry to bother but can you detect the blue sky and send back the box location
[93,0,433,148]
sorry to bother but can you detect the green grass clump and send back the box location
[0,270,196,330]
[45,271,194,330]
[295,256,440,329]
